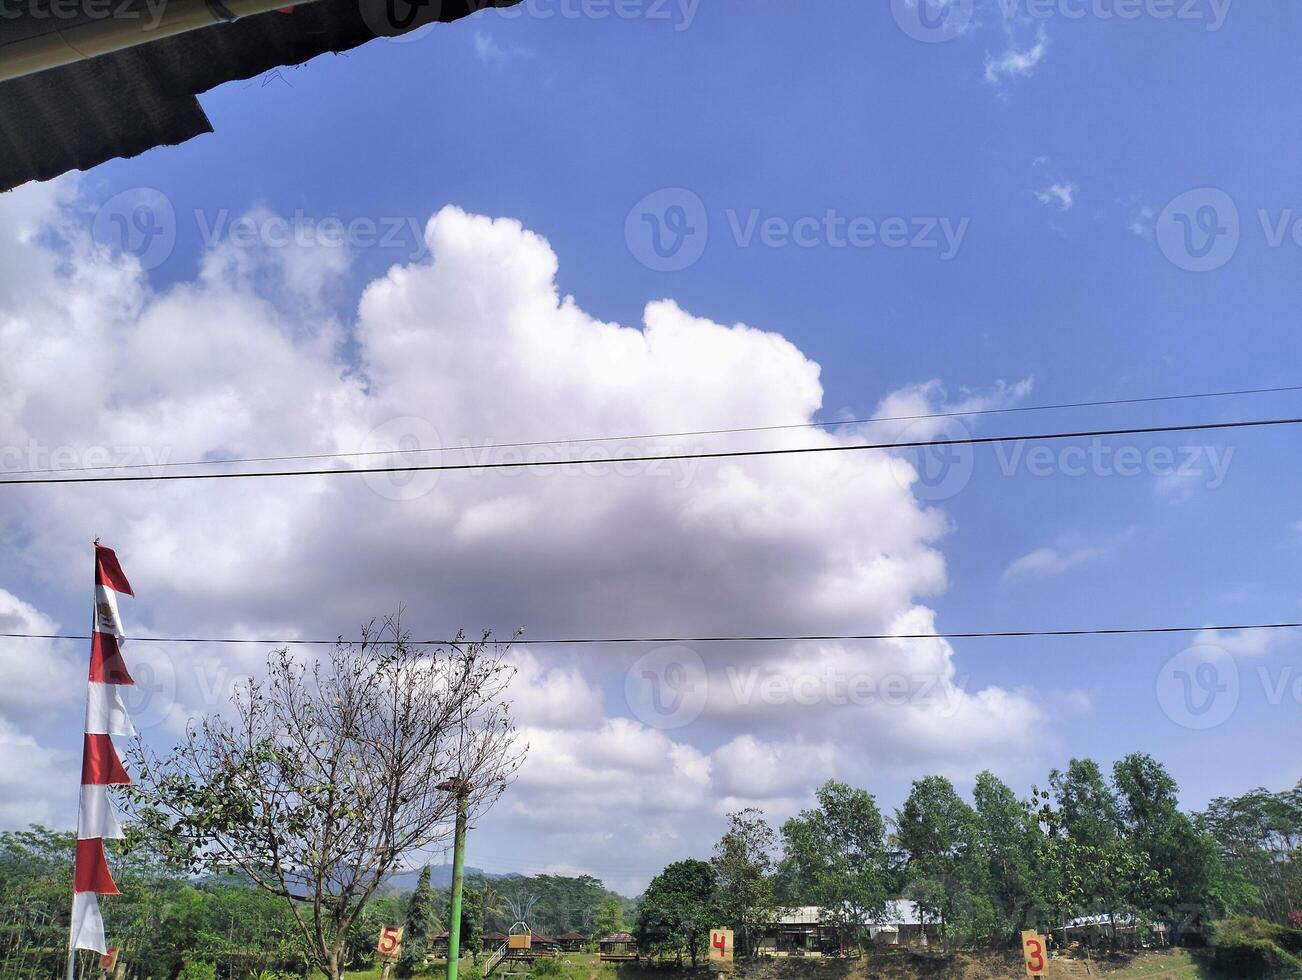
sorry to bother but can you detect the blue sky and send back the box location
[3,0,1300,888]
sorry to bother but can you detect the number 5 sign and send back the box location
[1021,930,1047,976]
[378,925,404,962]
[708,928,733,964]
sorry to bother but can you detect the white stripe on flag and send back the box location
[70,890,107,954]
[78,786,124,841]
[85,682,135,738]
[93,584,124,639]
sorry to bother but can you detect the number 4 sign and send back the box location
[709,928,733,964]
[1021,930,1047,976]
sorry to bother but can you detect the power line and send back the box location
[2,622,1298,646]
[2,415,1300,486]
[5,382,1301,477]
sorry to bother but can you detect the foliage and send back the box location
[1211,917,1302,978]
[710,809,778,956]
[457,885,485,962]
[129,619,524,980]
[635,859,717,966]
[895,775,990,944]
[971,771,1044,941]
[779,780,891,946]
[178,962,220,980]
[485,873,629,936]
[399,866,440,976]
[593,897,625,937]
[1201,782,1302,924]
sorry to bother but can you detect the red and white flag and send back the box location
[70,544,134,955]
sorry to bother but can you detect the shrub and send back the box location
[178,963,219,980]
[1212,918,1302,978]
[531,959,564,976]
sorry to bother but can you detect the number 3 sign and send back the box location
[1021,930,1047,976]
[378,925,404,962]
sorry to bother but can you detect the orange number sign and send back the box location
[1021,930,1046,976]
[378,925,404,962]
[709,928,733,963]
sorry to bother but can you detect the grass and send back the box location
[347,949,1228,980]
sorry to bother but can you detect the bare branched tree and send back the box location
[127,617,525,980]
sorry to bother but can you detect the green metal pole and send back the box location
[446,788,470,980]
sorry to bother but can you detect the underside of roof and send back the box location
[0,0,518,192]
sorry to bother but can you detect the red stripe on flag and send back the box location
[94,546,133,597]
[89,632,134,685]
[74,838,119,895]
[81,734,130,786]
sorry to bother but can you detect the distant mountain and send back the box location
[384,864,504,892]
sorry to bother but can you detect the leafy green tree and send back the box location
[593,897,625,937]
[711,808,778,957]
[635,859,717,966]
[399,866,441,975]
[1113,753,1223,926]
[972,771,1045,940]
[456,885,485,963]
[1200,781,1302,923]
[895,775,990,943]
[779,780,890,948]
[1049,759,1136,926]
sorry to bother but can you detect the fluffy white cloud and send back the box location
[0,183,1050,888]
[1003,530,1130,581]
[1035,183,1077,212]
[985,23,1050,86]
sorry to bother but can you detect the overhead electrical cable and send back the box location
[4,382,1301,477]
[1,415,1299,486]
[1,621,1298,646]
